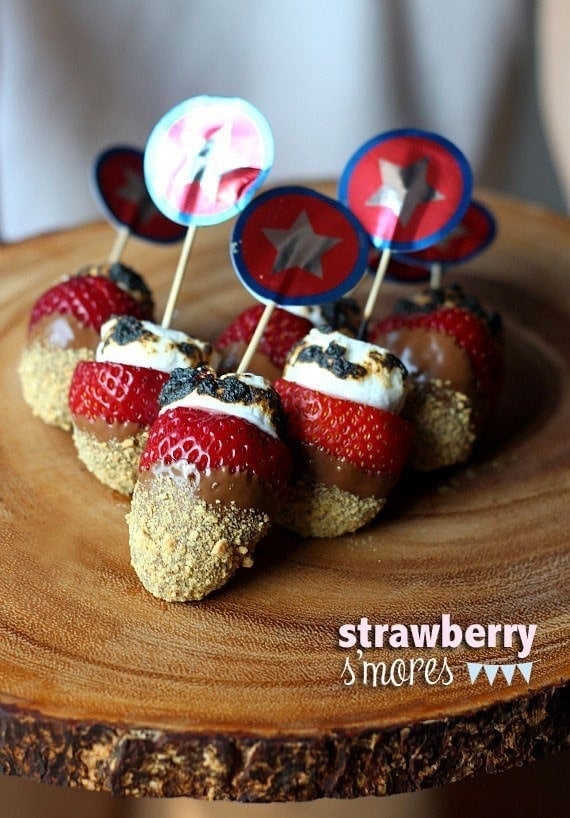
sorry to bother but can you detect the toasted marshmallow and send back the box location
[286,305,330,325]
[96,316,213,373]
[159,366,283,439]
[283,328,408,413]
[286,298,361,335]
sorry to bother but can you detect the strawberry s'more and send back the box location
[370,284,504,470]
[215,304,312,380]
[19,262,154,430]
[215,298,362,379]
[275,328,412,538]
[69,316,214,496]
[128,366,291,601]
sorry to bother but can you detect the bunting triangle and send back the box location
[517,662,533,683]
[500,664,517,685]
[467,663,483,684]
[483,664,499,685]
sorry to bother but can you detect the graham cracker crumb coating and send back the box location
[128,475,270,601]
[18,339,93,431]
[277,479,385,538]
[403,380,476,471]
[72,426,149,496]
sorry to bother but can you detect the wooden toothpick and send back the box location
[430,262,443,290]
[161,225,197,329]
[357,248,392,339]
[108,225,131,264]
[236,301,276,374]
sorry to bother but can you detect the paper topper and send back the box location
[92,146,186,243]
[364,245,429,283]
[339,128,473,252]
[143,96,274,227]
[394,200,497,269]
[231,186,370,306]
[385,256,431,283]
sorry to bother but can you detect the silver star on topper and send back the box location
[183,121,251,202]
[116,168,156,225]
[262,210,341,278]
[366,157,445,226]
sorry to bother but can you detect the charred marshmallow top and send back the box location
[75,261,154,309]
[283,329,408,413]
[96,316,212,373]
[158,366,284,439]
[286,298,361,334]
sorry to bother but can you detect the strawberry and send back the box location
[105,261,154,318]
[140,406,291,495]
[128,368,292,601]
[69,361,169,426]
[216,304,312,369]
[370,286,504,409]
[274,379,412,476]
[29,267,153,335]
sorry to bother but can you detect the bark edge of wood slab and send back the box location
[0,684,568,800]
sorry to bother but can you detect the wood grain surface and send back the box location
[0,187,568,801]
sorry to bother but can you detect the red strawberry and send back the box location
[140,406,291,494]
[216,304,312,369]
[29,273,153,335]
[274,379,412,476]
[69,361,169,426]
[370,297,504,410]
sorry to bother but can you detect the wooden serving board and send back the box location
[0,188,568,802]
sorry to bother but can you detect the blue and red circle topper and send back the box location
[144,95,274,227]
[369,200,497,283]
[93,145,186,243]
[365,244,431,283]
[231,186,370,306]
[339,128,473,253]
[394,199,497,269]
[385,255,431,284]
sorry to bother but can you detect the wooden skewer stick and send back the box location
[161,225,197,329]
[430,262,443,290]
[236,301,276,375]
[358,248,392,339]
[108,225,131,264]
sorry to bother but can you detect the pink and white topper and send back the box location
[144,96,274,227]
[231,186,370,306]
[93,145,186,243]
[142,96,274,328]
